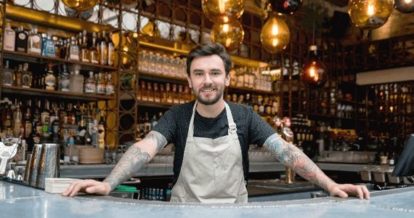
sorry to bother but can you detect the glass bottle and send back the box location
[105,73,114,95]
[80,30,90,63]
[97,111,105,150]
[15,26,28,53]
[14,64,23,87]
[3,22,16,51]
[107,32,115,66]
[45,64,56,90]
[21,63,32,88]
[59,64,70,92]
[99,31,108,65]
[96,73,106,94]
[69,66,84,93]
[68,36,80,61]
[2,60,14,86]
[27,27,42,55]
[90,32,99,64]
[42,34,56,57]
[84,71,96,94]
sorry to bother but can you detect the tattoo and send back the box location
[104,146,150,190]
[264,133,334,191]
[144,131,168,152]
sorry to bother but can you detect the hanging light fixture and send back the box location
[260,13,290,54]
[202,0,244,23]
[211,19,244,51]
[394,0,414,13]
[301,45,327,87]
[269,0,303,15]
[348,0,394,29]
[62,0,99,11]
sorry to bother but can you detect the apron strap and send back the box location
[187,101,237,140]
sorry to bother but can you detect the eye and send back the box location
[211,71,221,76]
[194,71,204,76]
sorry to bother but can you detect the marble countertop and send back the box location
[1,180,414,218]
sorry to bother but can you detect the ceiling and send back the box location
[246,0,414,44]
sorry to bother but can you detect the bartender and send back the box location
[63,43,370,203]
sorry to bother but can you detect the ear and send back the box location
[225,73,230,87]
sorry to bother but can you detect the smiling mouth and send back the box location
[200,88,217,93]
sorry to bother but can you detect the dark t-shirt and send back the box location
[153,101,275,183]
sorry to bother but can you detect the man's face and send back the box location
[187,55,230,105]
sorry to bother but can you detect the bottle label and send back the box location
[85,83,96,93]
[4,31,16,51]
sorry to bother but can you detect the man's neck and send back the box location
[196,100,225,118]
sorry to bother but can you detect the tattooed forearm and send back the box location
[104,146,150,190]
[264,133,335,191]
[145,131,168,152]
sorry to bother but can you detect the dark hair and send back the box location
[186,43,232,76]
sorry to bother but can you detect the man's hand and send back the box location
[62,179,111,197]
[328,183,370,200]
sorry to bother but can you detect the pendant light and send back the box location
[202,0,244,23]
[260,12,290,54]
[394,0,414,13]
[301,45,327,87]
[269,0,303,15]
[211,19,244,51]
[348,0,394,29]
[62,0,99,11]
[301,23,326,87]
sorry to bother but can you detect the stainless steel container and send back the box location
[29,144,43,187]
[36,143,60,189]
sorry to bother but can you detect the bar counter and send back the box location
[1,180,413,218]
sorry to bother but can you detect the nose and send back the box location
[203,74,213,84]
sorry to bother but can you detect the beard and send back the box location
[194,85,224,105]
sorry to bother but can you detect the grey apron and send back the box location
[170,102,248,203]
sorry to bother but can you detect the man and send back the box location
[63,43,370,203]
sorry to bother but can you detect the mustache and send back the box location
[200,84,216,89]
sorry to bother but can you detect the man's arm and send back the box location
[264,133,369,199]
[62,131,167,197]
[103,131,167,190]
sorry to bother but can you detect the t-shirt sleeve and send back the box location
[248,109,275,146]
[152,107,177,144]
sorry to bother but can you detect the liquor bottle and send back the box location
[2,61,14,86]
[13,100,23,137]
[42,34,56,57]
[105,73,114,95]
[27,27,42,55]
[172,84,179,104]
[23,100,32,139]
[99,31,108,65]
[21,63,32,88]
[147,82,154,102]
[139,81,148,102]
[59,64,70,92]
[15,26,28,53]
[96,73,106,94]
[97,111,105,149]
[44,63,56,90]
[107,32,115,66]
[14,64,23,87]
[3,22,16,51]
[41,100,51,142]
[84,71,96,94]
[69,66,84,93]
[90,32,99,64]
[68,36,80,61]
[80,30,90,63]
[153,83,161,103]
[165,83,173,104]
